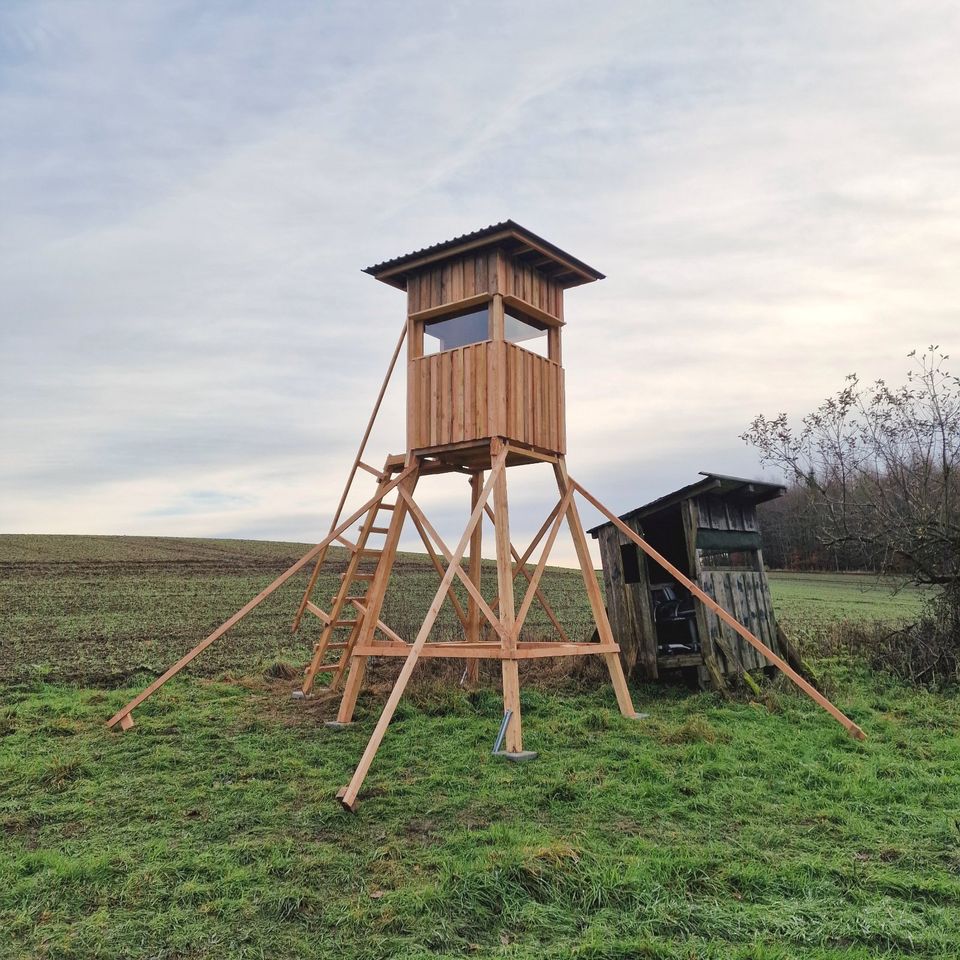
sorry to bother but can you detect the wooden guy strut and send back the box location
[572,479,866,740]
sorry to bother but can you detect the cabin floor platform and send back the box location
[387,438,560,474]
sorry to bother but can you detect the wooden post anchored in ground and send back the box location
[336,444,508,811]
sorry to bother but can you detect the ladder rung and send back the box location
[377,503,396,511]
[332,619,359,627]
[342,572,376,581]
[366,526,390,534]
[345,595,368,602]
[336,535,358,551]
[360,548,382,556]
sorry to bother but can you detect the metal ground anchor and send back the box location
[492,709,537,762]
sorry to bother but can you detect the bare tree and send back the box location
[742,348,960,589]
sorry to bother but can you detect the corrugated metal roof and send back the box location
[362,220,605,289]
[587,472,786,536]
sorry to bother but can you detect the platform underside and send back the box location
[394,439,560,474]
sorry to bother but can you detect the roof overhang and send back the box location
[363,220,605,291]
[587,472,786,537]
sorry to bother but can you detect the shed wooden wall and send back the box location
[691,493,781,672]
[595,519,658,679]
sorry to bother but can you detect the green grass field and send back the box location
[2,536,957,959]
[768,571,927,627]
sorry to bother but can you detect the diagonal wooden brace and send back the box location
[484,503,571,643]
[512,489,572,641]
[571,478,866,741]
[406,506,471,631]
[337,445,509,811]
[106,464,417,729]
[292,323,407,632]
[397,489,512,645]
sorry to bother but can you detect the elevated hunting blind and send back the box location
[107,221,865,811]
[368,220,599,466]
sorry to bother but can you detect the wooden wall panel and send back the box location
[407,340,565,453]
[406,251,500,314]
[596,522,658,679]
[497,251,564,322]
[693,493,782,671]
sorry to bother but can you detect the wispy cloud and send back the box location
[2,1,959,565]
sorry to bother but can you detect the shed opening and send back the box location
[619,542,642,583]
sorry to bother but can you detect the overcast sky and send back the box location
[2,1,959,566]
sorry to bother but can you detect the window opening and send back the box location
[423,307,489,354]
[504,307,549,358]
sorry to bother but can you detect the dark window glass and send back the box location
[424,308,489,354]
[699,548,758,571]
[620,543,642,583]
[504,308,548,358]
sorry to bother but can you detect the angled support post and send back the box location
[292,322,407,633]
[553,459,639,719]
[106,464,416,730]
[571,478,867,741]
[337,444,508,811]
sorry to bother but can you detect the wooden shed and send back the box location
[588,472,787,687]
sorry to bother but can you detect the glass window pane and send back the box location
[698,548,758,571]
[504,308,548,358]
[423,308,489,354]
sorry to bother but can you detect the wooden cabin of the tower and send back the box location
[363,221,599,469]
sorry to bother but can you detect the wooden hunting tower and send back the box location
[109,225,866,812]
[364,221,602,468]
[589,473,787,686]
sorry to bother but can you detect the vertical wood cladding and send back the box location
[407,251,564,321]
[408,341,565,453]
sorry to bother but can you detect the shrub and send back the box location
[831,587,960,688]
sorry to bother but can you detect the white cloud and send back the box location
[1,1,959,568]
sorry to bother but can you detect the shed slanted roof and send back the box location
[363,220,605,290]
[587,472,786,537]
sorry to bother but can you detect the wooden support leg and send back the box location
[554,459,639,719]
[491,439,522,748]
[500,659,522,752]
[465,471,484,686]
[337,446,508,811]
[337,656,369,724]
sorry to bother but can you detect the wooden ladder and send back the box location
[300,470,399,694]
